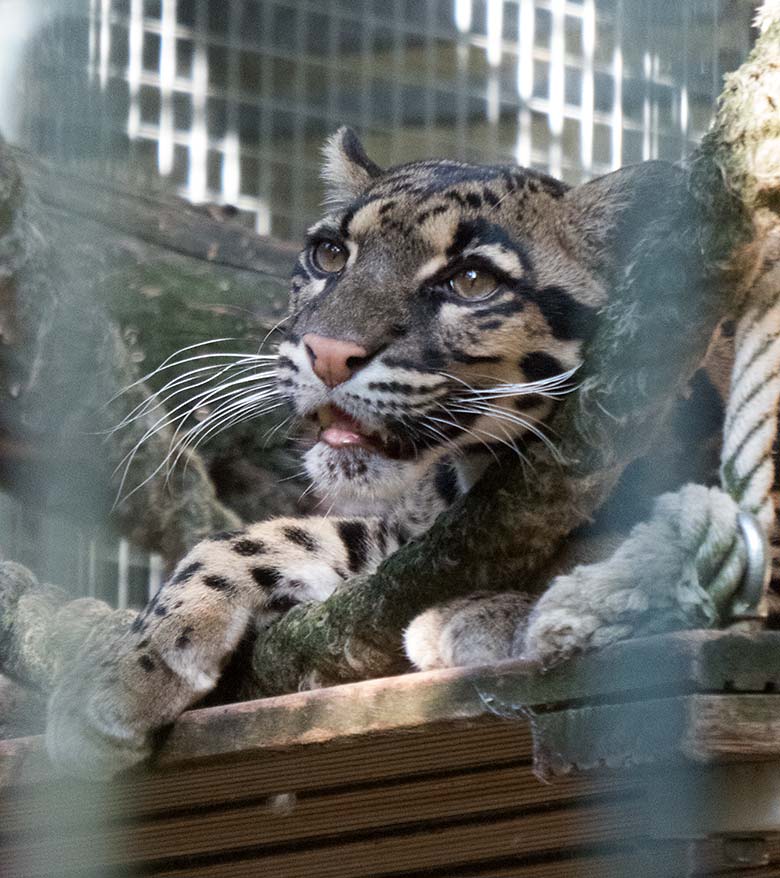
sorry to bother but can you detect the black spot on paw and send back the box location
[251,566,281,589]
[266,594,299,613]
[138,654,155,672]
[282,526,319,553]
[135,638,151,650]
[337,520,370,573]
[170,561,203,585]
[232,538,267,556]
[154,604,168,617]
[203,574,234,591]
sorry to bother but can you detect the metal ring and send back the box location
[732,511,772,619]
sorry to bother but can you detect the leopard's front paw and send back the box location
[519,607,634,668]
[45,615,213,780]
[46,537,263,778]
[517,578,642,669]
[405,593,532,671]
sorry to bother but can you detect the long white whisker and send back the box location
[114,378,279,479]
[435,367,579,402]
[260,413,295,448]
[117,396,281,505]
[415,418,466,459]
[298,479,319,504]
[110,341,277,404]
[431,399,535,465]
[113,381,281,506]
[166,398,287,482]
[258,313,292,351]
[176,401,289,479]
[451,401,561,461]
[114,363,278,432]
[277,467,310,484]
[166,390,284,469]
[424,412,501,464]
[174,389,285,454]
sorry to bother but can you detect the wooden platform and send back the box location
[3,631,780,877]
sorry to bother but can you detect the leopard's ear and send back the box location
[321,127,383,208]
[564,161,692,271]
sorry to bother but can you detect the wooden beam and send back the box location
[5,631,780,789]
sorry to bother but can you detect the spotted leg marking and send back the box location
[46,516,398,778]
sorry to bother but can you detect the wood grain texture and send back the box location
[5,633,780,876]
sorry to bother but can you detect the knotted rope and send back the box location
[528,293,780,643]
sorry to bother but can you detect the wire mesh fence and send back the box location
[12,0,755,238]
[0,0,757,605]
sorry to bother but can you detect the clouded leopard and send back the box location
[46,127,725,778]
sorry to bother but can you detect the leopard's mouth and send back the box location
[314,405,418,461]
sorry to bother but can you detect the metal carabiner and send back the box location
[729,511,772,620]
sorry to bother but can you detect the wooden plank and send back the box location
[534,695,780,774]
[1,800,646,878]
[442,845,704,878]
[685,695,780,761]
[0,721,532,830]
[6,631,780,790]
[1,765,641,872]
[147,799,647,878]
[482,630,780,708]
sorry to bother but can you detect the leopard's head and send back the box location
[277,127,685,507]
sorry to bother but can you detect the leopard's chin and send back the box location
[304,441,430,511]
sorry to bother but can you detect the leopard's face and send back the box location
[276,129,609,506]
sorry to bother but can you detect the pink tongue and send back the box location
[321,411,372,449]
[321,426,366,448]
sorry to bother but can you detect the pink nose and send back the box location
[303,333,370,388]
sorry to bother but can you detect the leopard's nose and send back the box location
[303,333,372,388]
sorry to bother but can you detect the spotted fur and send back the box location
[46,128,712,778]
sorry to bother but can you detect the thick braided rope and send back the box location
[709,294,780,614]
[721,297,780,532]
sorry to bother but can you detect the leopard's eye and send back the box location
[312,241,347,273]
[448,267,498,299]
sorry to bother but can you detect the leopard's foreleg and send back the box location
[45,515,399,778]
